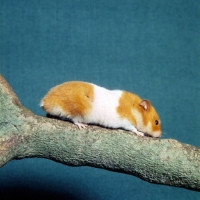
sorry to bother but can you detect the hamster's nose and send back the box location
[153,130,162,138]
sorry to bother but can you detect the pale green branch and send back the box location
[0,74,199,191]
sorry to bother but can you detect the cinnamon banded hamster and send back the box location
[40,81,161,137]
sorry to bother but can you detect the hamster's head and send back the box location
[135,100,162,138]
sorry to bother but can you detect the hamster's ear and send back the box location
[140,100,150,111]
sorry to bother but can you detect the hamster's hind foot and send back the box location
[75,122,88,129]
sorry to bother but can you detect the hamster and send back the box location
[40,81,162,138]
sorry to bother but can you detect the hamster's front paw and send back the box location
[134,130,145,136]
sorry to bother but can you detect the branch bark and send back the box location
[0,74,199,192]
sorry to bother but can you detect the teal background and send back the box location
[0,0,199,199]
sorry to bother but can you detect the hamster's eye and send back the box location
[155,120,159,125]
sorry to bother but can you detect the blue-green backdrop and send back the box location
[0,0,199,199]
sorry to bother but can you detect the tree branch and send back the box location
[0,74,199,191]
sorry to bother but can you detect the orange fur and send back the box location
[116,91,140,126]
[41,81,94,118]
[141,102,161,133]
[117,91,161,135]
